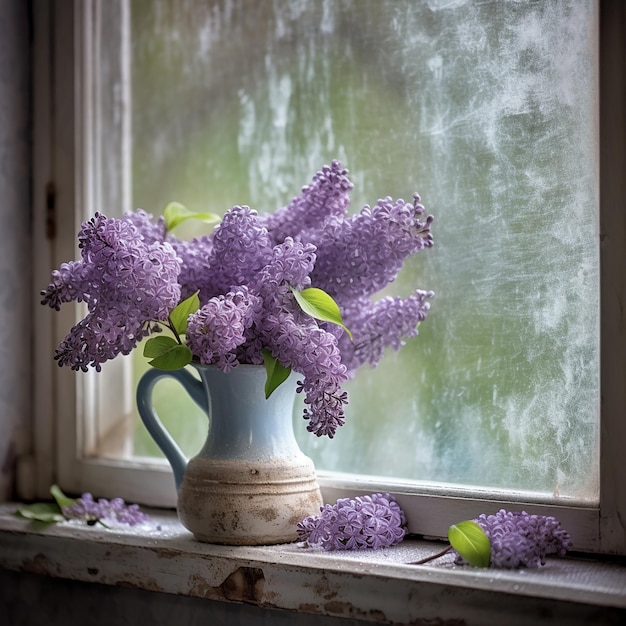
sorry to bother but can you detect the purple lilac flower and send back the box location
[297,493,407,550]
[169,236,213,300]
[306,195,433,302]
[186,287,263,371]
[41,212,182,371]
[259,310,349,437]
[62,492,150,526]
[182,230,349,437]
[199,205,274,300]
[123,208,167,243]
[250,237,317,299]
[260,160,354,244]
[337,290,435,375]
[455,509,572,568]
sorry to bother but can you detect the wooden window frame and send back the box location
[29,0,625,555]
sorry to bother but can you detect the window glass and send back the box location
[110,0,599,501]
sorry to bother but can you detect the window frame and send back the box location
[29,0,625,556]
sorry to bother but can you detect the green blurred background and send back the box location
[126,0,599,498]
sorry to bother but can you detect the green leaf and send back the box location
[143,335,179,358]
[147,343,193,370]
[143,335,193,369]
[15,502,65,524]
[163,202,220,232]
[448,520,491,568]
[291,287,353,339]
[169,291,200,335]
[50,484,75,509]
[262,349,292,399]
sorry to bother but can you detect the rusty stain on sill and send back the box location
[324,599,388,622]
[306,572,339,602]
[294,601,389,623]
[298,599,469,625]
[115,577,167,594]
[21,553,58,577]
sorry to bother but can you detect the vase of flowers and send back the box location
[41,160,434,544]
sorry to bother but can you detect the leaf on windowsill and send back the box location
[448,520,491,568]
[15,502,65,524]
[15,484,75,524]
[50,484,75,509]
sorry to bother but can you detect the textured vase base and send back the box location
[177,457,323,545]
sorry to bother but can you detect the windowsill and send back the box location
[1,503,625,625]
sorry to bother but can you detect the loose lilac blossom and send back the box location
[62,492,150,527]
[259,310,349,437]
[186,287,263,371]
[455,509,572,568]
[42,161,435,439]
[297,493,407,550]
[200,205,274,299]
[124,208,167,243]
[260,160,354,244]
[41,212,181,371]
[170,235,214,301]
[337,290,435,375]
[306,194,434,302]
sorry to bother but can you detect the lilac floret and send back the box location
[260,159,354,244]
[123,208,167,243]
[186,287,263,371]
[297,493,407,550]
[338,289,435,376]
[455,509,572,568]
[307,194,433,301]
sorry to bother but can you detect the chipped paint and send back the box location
[188,567,265,605]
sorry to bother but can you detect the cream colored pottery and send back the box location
[136,364,323,545]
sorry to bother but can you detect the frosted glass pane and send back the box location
[126,0,599,501]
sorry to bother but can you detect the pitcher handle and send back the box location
[136,367,208,491]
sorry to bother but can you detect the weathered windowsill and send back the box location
[1,503,625,625]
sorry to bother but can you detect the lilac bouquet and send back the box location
[42,161,434,438]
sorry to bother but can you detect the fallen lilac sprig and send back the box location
[62,492,150,527]
[458,509,572,568]
[297,493,407,550]
[15,485,152,529]
[413,509,572,569]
